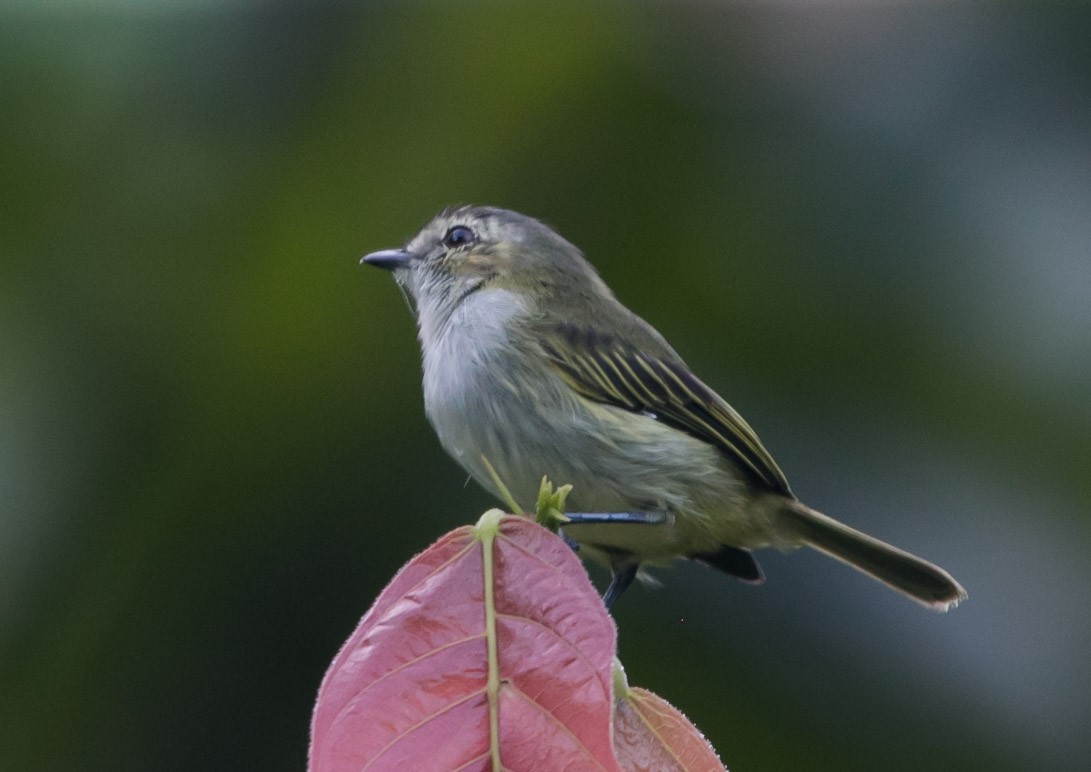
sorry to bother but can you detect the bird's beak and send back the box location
[360,248,413,271]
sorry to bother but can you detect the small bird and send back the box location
[361,205,966,611]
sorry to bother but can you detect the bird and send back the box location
[361,205,967,612]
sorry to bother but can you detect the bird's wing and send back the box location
[539,324,792,495]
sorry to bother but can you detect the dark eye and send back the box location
[442,225,477,249]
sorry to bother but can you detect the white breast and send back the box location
[419,288,532,470]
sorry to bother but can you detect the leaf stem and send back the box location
[476,509,504,770]
[481,454,523,514]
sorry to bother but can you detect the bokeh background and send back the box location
[3,2,1089,770]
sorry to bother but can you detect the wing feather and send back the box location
[541,325,791,494]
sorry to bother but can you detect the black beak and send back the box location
[360,248,413,271]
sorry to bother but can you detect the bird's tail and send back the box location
[778,500,967,611]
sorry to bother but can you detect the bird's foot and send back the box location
[561,511,668,526]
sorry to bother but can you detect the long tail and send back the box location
[778,500,967,611]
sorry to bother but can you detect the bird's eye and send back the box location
[442,225,477,249]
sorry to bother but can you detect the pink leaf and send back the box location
[310,511,620,772]
[613,685,726,772]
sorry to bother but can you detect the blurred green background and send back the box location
[2,2,1089,770]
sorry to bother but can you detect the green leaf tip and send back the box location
[611,656,630,701]
[473,508,507,540]
[535,476,574,532]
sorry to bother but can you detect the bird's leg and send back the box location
[558,513,663,552]
[602,561,639,611]
[558,511,665,609]
[560,511,668,526]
